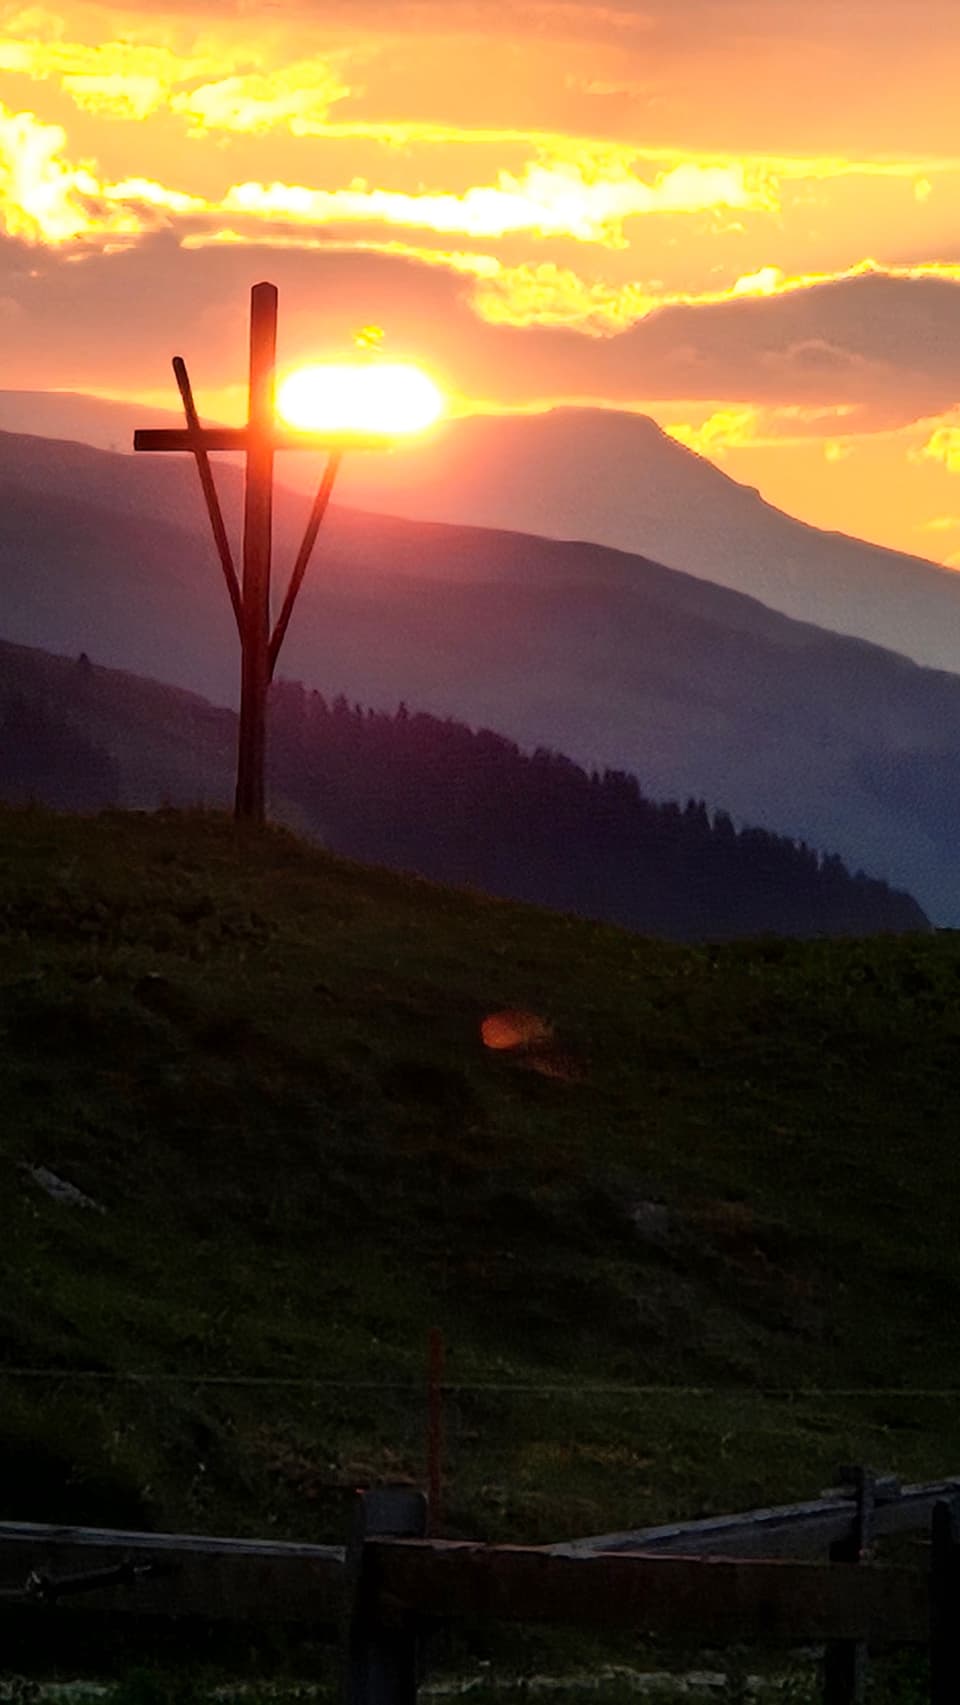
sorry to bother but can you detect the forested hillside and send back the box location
[269,684,927,939]
[0,642,927,938]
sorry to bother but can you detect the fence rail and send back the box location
[2,1474,960,1703]
[0,1521,346,1622]
[549,1473,960,1558]
[369,1538,929,1643]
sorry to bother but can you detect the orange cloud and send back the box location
[0,15,353,133]
[0,100,203,242]
[668,407,760,456]
[468,261,656,329]
[0,91,772,265]
[181,226,502,278]
[170,62,353,137]
[0,101,127,241]
[666,402,860,457]
[918,424,960,474]
[0,31,220,119]
[470,255,960,334]
[223,158,772,246]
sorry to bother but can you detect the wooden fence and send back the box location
[2,1473,960,1704]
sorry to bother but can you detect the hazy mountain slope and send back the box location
[1,430,960,920]
[0,638,236,809]
[332,406,960,674]
[4,391,960,675]
[0,389,184,451]
[0,424,843,650]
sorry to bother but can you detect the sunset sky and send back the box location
[3,0,960,561]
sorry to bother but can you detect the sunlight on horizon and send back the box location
[277,363,445,436]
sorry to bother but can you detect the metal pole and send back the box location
[235,281,278,823]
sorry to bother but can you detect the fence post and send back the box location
[427,1328,445,1538]
[822,1466,874,1705]
[344,1486,428,1705]
[930,1496,960,1704]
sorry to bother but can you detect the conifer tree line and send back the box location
[269,683,926,939]
[0,664,928,937]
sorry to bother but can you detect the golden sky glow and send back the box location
[4,0,960,559]
[277,362,444,434]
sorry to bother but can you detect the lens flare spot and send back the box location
[481,1010,554,1052]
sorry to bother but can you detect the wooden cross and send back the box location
[134,281,391,824]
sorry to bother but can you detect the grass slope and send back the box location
[2,807,960,1553]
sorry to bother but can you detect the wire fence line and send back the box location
[3,1369,960,1397]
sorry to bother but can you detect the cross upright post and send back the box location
[133,282,398,827]
[236,282,278,824]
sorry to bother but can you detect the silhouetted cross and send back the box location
[134,282,390,823]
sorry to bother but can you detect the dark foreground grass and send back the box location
[0,1652,935,1702]
[2,802,960,1560]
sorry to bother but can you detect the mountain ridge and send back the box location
[2,427,960,922]
[3,389,958,673]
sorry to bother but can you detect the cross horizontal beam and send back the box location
[133,427,395,454]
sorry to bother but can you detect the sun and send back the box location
[277,363,445,436]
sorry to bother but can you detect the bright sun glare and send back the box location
[277,363,445,435]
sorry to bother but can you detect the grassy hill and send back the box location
[2,805,960,1563]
